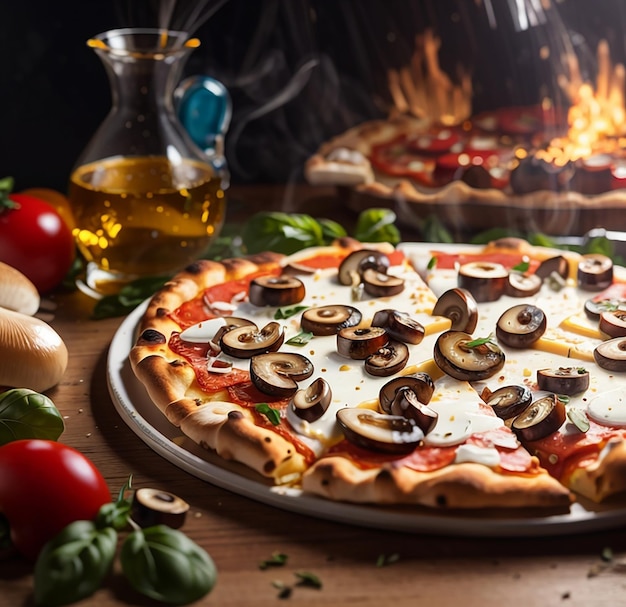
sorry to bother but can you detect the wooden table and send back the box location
[3,185,626,607]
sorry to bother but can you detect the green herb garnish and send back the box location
[427,256,437,270]
[295,571,323,589]
[0,388,64,445]
[259,552,289,570]
[464,334,495,348]
[286,331,314,346]
[255,403,281,425]
[34,477,217,606]
[275,305,308,320]
[512,260,530,273]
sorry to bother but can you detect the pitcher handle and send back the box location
[175,76,232,154]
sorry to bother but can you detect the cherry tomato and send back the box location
[0,439,111,560]
[20,187,76,231]
[0,193,75,293]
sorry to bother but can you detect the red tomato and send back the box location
[0,193,75,293]
[0,439,111,560]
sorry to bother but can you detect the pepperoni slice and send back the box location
[327,440,457,472]
[169,333,250,392]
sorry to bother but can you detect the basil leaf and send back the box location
[92,275,171,320]
[96,476,134,531]
[34,520,117,607]
[354,208,400,245]
[512,261,530,273]
[255,403,281,425]
[318,217,348,243]
[286,331,314,346]
[259,551,288,569]
[295,571,323,588]
[120,525,217,605]
[464,334,495,348]
[274,305,308,320]
[0,388,64,445]
[242,212,325,254]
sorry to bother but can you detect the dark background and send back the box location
[1,0,624,192]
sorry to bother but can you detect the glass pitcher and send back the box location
[68,28,231,295]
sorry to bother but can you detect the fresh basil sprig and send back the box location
[354,208,400,245]
[121,525,217,604]
[33,478,216,606]
[34,520,118,607]
[255,403,281,425]
[464,334,496,349]
[0,388,64,445]
[242,208,400,255]
[275,305,308,320]
[286,331,314,346]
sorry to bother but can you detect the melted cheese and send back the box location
[183,243,626,474]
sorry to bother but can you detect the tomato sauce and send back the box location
[326,440,457,472]
[170,268,282,329]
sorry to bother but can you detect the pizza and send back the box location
[304,106,626,234]
[128,235,626,513]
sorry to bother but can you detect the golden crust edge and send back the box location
[302,455,573,510]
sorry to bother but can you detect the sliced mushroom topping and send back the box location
[364,341,410,377]
[336,326,389,360]
[250,352,314,397]
[290,377,332,422]
[361,268,405,297]
[300,304,362,336]
[584,298,626,321]
[505,271,542,297]
[389,386,438,434]
[179,316,256,346]
[594,337,626,372]
[578,254,614,291]
[537,367,590,395]
[511,394,566,442]
[336,407,424,455]
[248,275,306,307]
[457,262,508,302]
[496,304,547,348]
[434,331,505,381]
[220,321,285,358]
[535,255,569,281]
[599,310,626,338]
[485,385,532,420]
[211,317,258,347]
[337,249,390,286]
[371,309,425,344]
[431,287,479,333]
[131,488,190,529]
[378,372,435,413]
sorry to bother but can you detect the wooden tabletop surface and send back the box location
[3,184,626,607]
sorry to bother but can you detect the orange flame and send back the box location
[540,40,626,165]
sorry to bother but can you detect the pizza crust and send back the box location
[302,455,572,509]
[128,239,626,512]
[175,400,308,482]
[568,438,626,503]
[306,116,626,235]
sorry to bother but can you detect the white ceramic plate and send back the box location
[106,244,626,537]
